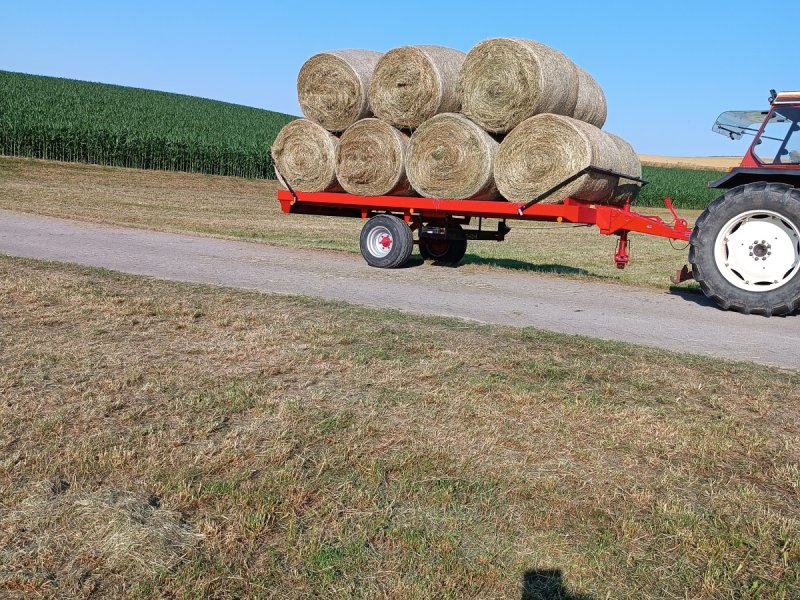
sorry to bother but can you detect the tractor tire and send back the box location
[689,182,800,316]
[419,226,468,265]
[359,214,414,268]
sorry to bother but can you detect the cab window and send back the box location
[753,106,800,165]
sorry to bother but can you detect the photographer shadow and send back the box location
[521,569,594,600]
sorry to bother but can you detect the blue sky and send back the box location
[2,0,794,155]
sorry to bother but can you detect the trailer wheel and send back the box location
[689,182,800,316]
[359,214,414,268]
[419,226,468,265]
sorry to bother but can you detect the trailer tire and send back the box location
[689,182,800,316]
[359,214,414,268]
[419,226,468,265]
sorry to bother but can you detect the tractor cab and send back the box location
[710,90,800,188]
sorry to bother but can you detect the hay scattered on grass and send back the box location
[457,38,579,134]
[495,113,624,203]
[0,483,198,594]
[271,119,341,192]
[368,45,466,129]
[573,66,607,128]
[336,118,413,196]
[297,50,383,132]
[406,113,500,200]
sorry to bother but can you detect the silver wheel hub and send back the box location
[366,225,393,258]
[714,209,800,292]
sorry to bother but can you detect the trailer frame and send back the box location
[276,167,692,270]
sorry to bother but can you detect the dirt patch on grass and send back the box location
[1,257,798,598]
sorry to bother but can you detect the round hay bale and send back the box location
[406,113,500,200]
[606,132,642,205]
[271,119,341,192]
[573,66,607,128]
[368,45,466,129]
[457,38,579,134]
[494,113,623,203]
[336,118,413,196]
[297,49,383,132]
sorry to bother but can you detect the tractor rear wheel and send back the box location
[689,182,800,316]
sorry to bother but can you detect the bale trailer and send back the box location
[276,91,800,316]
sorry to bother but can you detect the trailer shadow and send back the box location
[458,254,607,278]
[521,568,594,600]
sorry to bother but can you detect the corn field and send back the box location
[0,70,295,179]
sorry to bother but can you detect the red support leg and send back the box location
[614,232,630,269]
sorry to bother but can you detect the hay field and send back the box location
[639,155,741,171]
[1,256,798,598]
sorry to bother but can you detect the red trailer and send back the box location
[277,166,689,274]
[277,91,800,316]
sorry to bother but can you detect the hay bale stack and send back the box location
[297,49,383,132]
[457,38,579,134]
[368,45,466,129]
[495,113,626,203]
[606,132,642,204]
[271,119,341,192]
[336,118,413,196]
[406,113,500,200]
[573,66,607,128]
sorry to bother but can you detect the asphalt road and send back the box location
[2,209,798,369]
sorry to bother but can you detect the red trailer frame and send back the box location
[276,189,692,270]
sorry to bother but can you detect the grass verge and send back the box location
[0,156,700,290]
[1,256,798,598]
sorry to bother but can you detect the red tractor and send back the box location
[694,90,800,315]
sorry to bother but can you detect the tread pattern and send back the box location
[689,182,800,316]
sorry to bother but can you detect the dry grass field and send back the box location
[1,257,798,598]
[0,157,699,290]
[639,155,741,171]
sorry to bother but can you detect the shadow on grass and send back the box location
[521,569,594,600]
[460,254,605,278]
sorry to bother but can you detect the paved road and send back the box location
[2,210,798,369]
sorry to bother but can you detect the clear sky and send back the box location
[2,0,794,156]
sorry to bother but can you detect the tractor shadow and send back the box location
[668,285,799,317]
[521,569,594,600]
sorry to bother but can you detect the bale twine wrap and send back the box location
[494,113,625,204]
[368,45,466,129]
[606,132,642,205]
[573,66,607,128]
[297,49,383,132]
[335,118,414,196]
[271,119,341,192]
[406,113,500,200]
[457,38,579,134]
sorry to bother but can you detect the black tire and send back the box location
[689,182,800,316]
[419,226,468,265]
[359,214,414,268]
